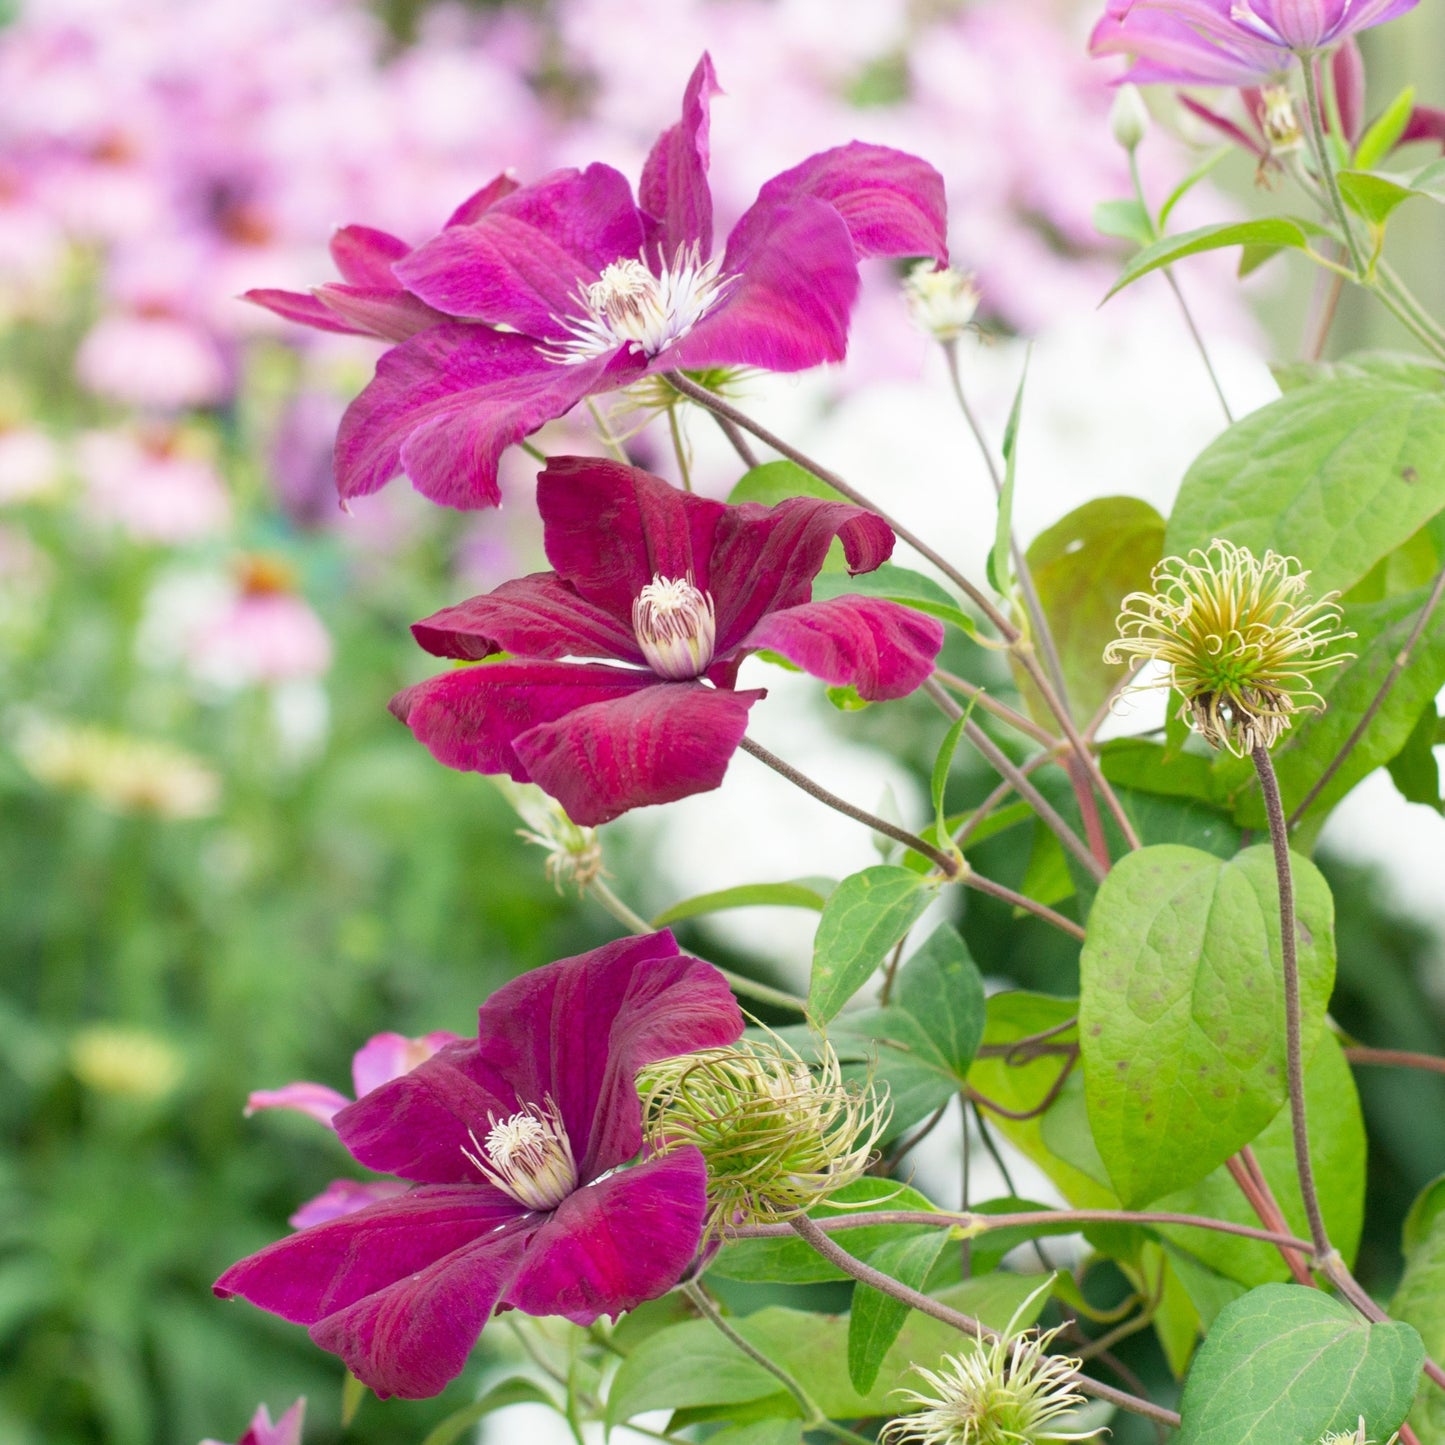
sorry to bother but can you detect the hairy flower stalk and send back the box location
[880,1310,1105,1445]
[1103,538,1352,754]
[638,1034,888,1229]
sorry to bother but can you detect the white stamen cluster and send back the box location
[1259,85,1303,151]
[632,573,717,680]
[462,1095,578,1211]
[902,261,980,343]
[548,244,732,364]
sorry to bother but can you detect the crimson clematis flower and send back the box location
[215,933,744,1400]
[1090,0,1419,85]
[201,1399,305,1445]
[251,53,946,510]
[389,456,946,826]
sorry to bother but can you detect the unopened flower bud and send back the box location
[1103,538,1354,756]
[1110,83,1150,153]
[638,1033,889,1230]
[903,262,981,344]
[493,778,603,891]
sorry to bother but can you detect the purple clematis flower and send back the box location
[1090,0,1419,85]
[201,1399,305,1445]
[389,456,946,826]
[216,933,744,1400]
[261,53,945,510]
[246,1030,458,1228]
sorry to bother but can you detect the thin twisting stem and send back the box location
[740,735,961,877]
[1301,56,1365,277]
[1253,745,1331,1256]
[1164,269,1234,424]
[931,668,1059,747]
[709,408,760,469]
[1289,562,1445,827]
[787,1215,1183,1430]
[962,870,1087,941]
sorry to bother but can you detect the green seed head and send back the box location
[1103,537,1353,755]
[637,1033,889,1231]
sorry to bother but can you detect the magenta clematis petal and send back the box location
[443,171,522,229]
[1089,9,1289,84]
[1332,40,1365,143]
[289,1179,411,1230]
[242,287,369,337]
[203,1398,306,1445]
[513,679,765,827]
[395,165,647,337]
[411,573,643,666]
[312,284,448,343]
[351,1031,460,1098]
[665,195,859,373]
[468,934,744,1179]
[740,595,945,700]
[534,456,894,648]
[245,1081,352,1127]
[329,225,412,287]
[390,658,661,785]
[750,141,948,264]
[334,325,612,509]
[639,53,720,262]
[507,1151,709,1324]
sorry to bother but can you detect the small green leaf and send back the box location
[1354,85,1416,170]
[824,683,870,711]
[848,1230,949,1393]
[1105,218,1324,300]
[932,714,969,842]
[1404,1174,1445,1255]
[341,1372,368,1428]
[809,866,938,1022]
[1176,1285,1425,1444]
[651,879,832,928]
[1392,1209,1445,1437]
[1338,168,1417,227]
[1271,350,1445,393]
[727,459,846,506]
[706,1424,804,1445]
[1407,155,1445,203]
[988,349,1031,596]
[419,1379,558,1445]
[1080,844,1336,1207]
[1094,197,1155,245]
[1386,703,1443,812]
[810,561,977,636]
[1157,146,1232,231]
[895,922,987,1079]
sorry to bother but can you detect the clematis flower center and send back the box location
[462,1096,578,1210]
[632,573,717,680]
[548,245,732,365]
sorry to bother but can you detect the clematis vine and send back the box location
[246,1029,458,1229]
[389,456,946,825]
[1090,0,1420,86]
[250,54,947,509]
[215,933,744,1399]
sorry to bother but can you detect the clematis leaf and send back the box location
[808,866,939,1022]
[1080,843,1336,1207]
[650,879,833,928]
[1175,1285,1424,1444]
[847,1230,948,1393]
[1104,218,1325,300]
[1353,85,1415,170]
[1391,1207,1445,1436]
[727,459,847,506]
[418,1378,558,1445]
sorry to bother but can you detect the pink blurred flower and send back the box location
[76,427,231,543]
[0,427,63,504]
[201,1399,304,1445]
[75,306,231,409]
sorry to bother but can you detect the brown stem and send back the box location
[786,1215,1182,1430]
[923,678,1105,882]
[931,668,1059,747]
[1288,562,1445,828]
[966,1049,1076,1121]
[1345,1046,1445,1075]
[709,408,759,468]
[954,755,1052,850]
[739,736,960,877]
[1163,268,1234,424]
[962,869,1086,941]
[1253,745,1331,1256]
[1225,1150,1314,1287]
[1066,752,1112,873]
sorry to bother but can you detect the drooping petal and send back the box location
[395,165,646,337]
[749,142,948,264]
[245,1081,352,1127]
[243,287,369,336]
[512,679,765,827]
[351,1031,461,1098]
[411,573,642,666]
[468,935,744,1180]
[334,325,609,508]
[664,195,859,373]
[311,284,448,343]
[329,225,412,287]
[739,595,944,700]
[506,1150,709,1323]
[389,658,660,786]
[639,53,720,261]
[1089,8,1291,84]
[289,1178,411,1230]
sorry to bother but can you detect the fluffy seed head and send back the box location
[903,262,981,343]
[638,1033,889,1230]
[1103,537,1353,755]
[880,1314,1105,1445]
